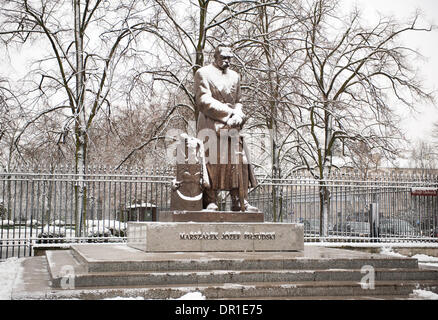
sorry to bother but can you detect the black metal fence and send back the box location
[1,167,437,259]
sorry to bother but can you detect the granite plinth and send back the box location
[127,222,304,252]
[159,211,264,222]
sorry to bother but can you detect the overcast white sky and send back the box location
[343,0,438,145]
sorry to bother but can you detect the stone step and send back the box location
[50,267,438,288]
[20,280,432,300]
[69,245,419,273]
[46,250,86,280]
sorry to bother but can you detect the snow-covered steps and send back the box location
[42,244,437,298]
[10,244,438,299]
[12,279,429,300]
[68,244,419,273]
[57,268,438,289]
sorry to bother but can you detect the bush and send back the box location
[0,202,8,220]
[53,219,66,226]
[26,219,42,227]
[86,220,126,237]
[1,220,14,229]
[37,225,66,244]
[86,225,111,243]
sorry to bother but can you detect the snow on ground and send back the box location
[306,241,438,248]
[103,296,145,300]
[379,247,407,257]
[174,291,206,300]
[414,254,438,268]
[410,289,438,300]
[379,247,438,268]
[0,257,23,300]
[103,291,206,300]
[411,254,438,263]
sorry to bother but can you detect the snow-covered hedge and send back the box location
[86,225,111,237]
[86,220,126,237]
[86,225,112,243]
[26,219,41,227]
[52,219,66,226]
[37,224,66,243]
[0,220,14,228]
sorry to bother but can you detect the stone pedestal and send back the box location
[127,222,304,252]
[159,211,264,222]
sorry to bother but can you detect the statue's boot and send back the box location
[231,191,259,213]
[231,197,241,212]
[244,200,259,213]
[205,203,219,211]
[203,189,218,211]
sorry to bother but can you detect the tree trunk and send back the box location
[73,0,87,237]
[193,1,209,125]
[6,175,11,221]
[74,131,87,237]
[319,183,330,237]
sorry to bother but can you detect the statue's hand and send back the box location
[227,114,244,128]
[234,109,246,121]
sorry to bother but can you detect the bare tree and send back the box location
[292,0,434,235]
[118,0,283,166]
[347,141,383,176]
[87,102,173,168]
[0,0,157,235]
[432,122,438,149]
[0,77,26,170]
[222,0,309,221]
[409,140,438,174]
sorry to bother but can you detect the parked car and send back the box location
[332,222,350,234]
[380,219,417,236]
[303,219,320,235]
[346,221,370,237]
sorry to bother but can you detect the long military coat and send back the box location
[194,63,257,191]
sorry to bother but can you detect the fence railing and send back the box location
[1,167,437,259]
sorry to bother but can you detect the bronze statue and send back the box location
[194,43,258,212]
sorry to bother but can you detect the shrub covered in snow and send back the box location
[37,224,66,243]
[86,220,127,237]
[52,219,66,226]
[86,225,111,237]
[0,220,14,228]
[0,202,7,220]
[86,225,112,243]
[26,219,41,227]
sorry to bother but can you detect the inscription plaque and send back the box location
[127,222,304,252]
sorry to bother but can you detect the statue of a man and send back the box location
[194,43,258,212]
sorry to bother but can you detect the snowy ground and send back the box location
[0,257,23,300]
[379,246,438,267]
[379,247,438,300]
[104,292,207,300]
[0,256,208,301]
[410,289,438,300]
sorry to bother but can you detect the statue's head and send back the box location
[214,43,233,72]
